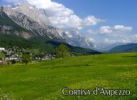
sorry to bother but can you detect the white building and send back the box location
[0,47,5,51]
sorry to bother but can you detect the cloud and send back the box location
[83,16,102,26]
[100,26,112,34]
[27,0,56,9]
[28,0,102,29]
[130,34,137,43]
[87,25,135,46]
[134,34,137,38]
[30,0,102,30]
[103,33,137,45]
[87,25,133,35]
[104,38,115,44]
[87,38,95,43]
[101,25,135,44]
[104,38,131,44]
[114,25,132,31]
[100,25,132,34]
[4,0,102,30]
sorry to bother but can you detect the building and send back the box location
[0,47,5,51]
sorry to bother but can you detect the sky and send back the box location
[1,0,137,49]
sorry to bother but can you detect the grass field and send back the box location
[0,53,137,100]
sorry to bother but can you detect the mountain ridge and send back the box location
[1,3,94,49]
[109,43,137,53]
[0,5,100,55]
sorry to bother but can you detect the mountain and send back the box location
[109,43,137,53]
[95,43,126,52]
[2,3,63,40]
[0,7,33,39]
[1,3,94,49]
[0,4,100,55]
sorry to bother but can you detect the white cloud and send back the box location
[83,16,102,26]
[103,33,137,45]
[27,0,102,29]
[87,38,95,43]
[87,25,135,46]
[99,25,133,34]
[104,38,131,44]
[104,38,117,44]
[36,0,102,30]
[134,34,137,38]
[87,25,133,35]
[4,0,102,30]
[130,34,137,43]
[100,26,112,34]
[27,0,52,8]
[114,25,132,31]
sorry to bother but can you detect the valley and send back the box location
[0,1,137,100]
[0,52,136,100]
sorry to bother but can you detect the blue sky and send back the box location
[1,0,137,48]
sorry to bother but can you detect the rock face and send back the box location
[0,6,32,39]
[3,3,63,40]
[4,3,51,27]
[0,3,94,49]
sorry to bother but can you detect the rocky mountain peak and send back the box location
[0,3,94,49]
[4,3,51,27]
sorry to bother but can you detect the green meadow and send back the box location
[0,52,137,100]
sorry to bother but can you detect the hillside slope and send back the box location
[109,43,137,53]
[0,33,100,55]
[1,3,94,49]
[0,6,100,55]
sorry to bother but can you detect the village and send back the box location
[0,47,54,65]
